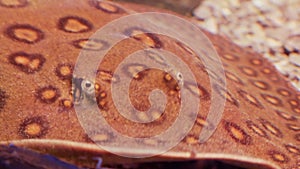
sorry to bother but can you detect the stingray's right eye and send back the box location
[81,79,95,95]
[176,72,184,86]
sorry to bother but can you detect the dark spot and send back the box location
[261,93,283,106]
[239,66,258,77]
[94,83,102,96]
[275,110,297,121]
[58,16,93,33]
[59,99,73,111]
[89,0,123,13]
[285,144,300,155]
[268,150,289,163]
[261,67,273,75]
[55,63,73,80]
[195,115,209,127]
[19,116,49,139]
[185,82,210,100]
[36,86,60,104]
[133,108,166,124]
[277,88,291,97]
[163,73,174,82]
[225,71,244,85]
[238,90,263,108]
[8,52,46,74]
[224,121,252,145]
[72,38,108,51]
[286,124,300,132]
[141,138,161,146]
[288,99,299,107]
[295,134,300,142]
[184,135,199,145]
[214,84,239,107]
[163,73,181,93]
[97,95,109,111]
[259,118,283,138]
[0,89,7,111]
[250,80,269,90]
[222,54,239,61]
[5,24,44,44]
[249,58,263,66]
[122,63,148,80]
[176,41,196,56]
[98,91,107,99]
[0,0,28,8]
[195,115,214,130]
[97,69,119,83]
[246,120,268,139]
[124,27,162,48]
[91,129,115,143]
[269,75,280,82]
[292,106,300,114]
[297,94,300,101]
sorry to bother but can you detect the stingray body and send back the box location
[0,0,299,169]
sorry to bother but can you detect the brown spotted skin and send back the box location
[0,0,300,169]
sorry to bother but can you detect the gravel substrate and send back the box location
[193,0,300,90]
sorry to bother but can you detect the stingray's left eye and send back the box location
[81,79,95,95]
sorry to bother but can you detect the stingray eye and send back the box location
[81,79,95,95]
[176,72,184,86]
[85,82,91,88]
[177,72,183,80]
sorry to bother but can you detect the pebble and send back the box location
[193,6,212,19]
[202,18,218,34]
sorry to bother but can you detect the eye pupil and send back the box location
[177,73,182,79]
[86,83,91,88]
